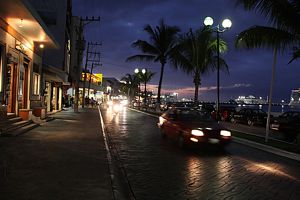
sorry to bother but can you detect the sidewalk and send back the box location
[0,108,114,200]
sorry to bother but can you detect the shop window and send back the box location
[33,73,40,95]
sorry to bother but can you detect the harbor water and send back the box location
[235,104,300,115]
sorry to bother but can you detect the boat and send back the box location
[235,95,267,105]
[289,88,300,107]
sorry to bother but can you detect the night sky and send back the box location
[72,0,300,103]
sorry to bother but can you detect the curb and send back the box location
[233,136,300,162]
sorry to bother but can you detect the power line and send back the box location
[81,16,101,108]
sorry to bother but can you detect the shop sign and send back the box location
[15,41,27,55]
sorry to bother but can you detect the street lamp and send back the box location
[134,68,146,108]
[204,16,232,120]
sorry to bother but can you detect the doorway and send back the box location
[6,64,17,113]
[18,61,29,109]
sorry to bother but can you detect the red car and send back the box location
[157,108,232,148]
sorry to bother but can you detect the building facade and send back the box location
[0,0,58,121]
[28,0,72,112]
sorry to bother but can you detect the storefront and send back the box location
[0,0,58,119]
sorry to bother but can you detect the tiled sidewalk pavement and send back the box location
[0,108,114,200]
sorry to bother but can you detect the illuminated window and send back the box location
[33,73,40,95]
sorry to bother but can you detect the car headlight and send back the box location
[220,130,231,137]
[121,100,128,105]
[191,130,204,136]
[158,116,165,126]
[113,104,121,112]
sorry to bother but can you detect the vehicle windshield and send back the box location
[176,110,213,122]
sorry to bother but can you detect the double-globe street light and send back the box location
[134,68,146,107]
[204,16,232,120]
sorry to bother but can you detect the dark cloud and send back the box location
[73,0,300,102]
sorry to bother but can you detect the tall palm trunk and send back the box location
[194,83,199,102]
[157,62,165,104]
[193,73,200,102]
[144,81,147,104]
[265,47,278,142]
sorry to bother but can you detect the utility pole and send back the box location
[82,42,101,107]
[73,16,100,111]
[88,62,101,97]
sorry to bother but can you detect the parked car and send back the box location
[157,108,232,148]
[271,111,300,142]
[211,105,237,121]
[220,106,237,121]
[231,108,269,126]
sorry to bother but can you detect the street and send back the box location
[101,107,300,200]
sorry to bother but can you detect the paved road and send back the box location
[101,107,300,200]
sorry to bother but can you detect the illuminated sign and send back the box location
[81,73,102,84]
[95,73,102,82]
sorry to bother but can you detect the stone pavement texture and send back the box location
[0,108,114,200]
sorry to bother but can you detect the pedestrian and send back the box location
[70,96,74,108]
[85,96,90,106]
[91,97,95,108]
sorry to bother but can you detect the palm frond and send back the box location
[235,0,300,32]
[140,71,156,83]
[126,54,156,62]
[131,40,159,55]
[235,25,295,51]
[288,47,300,63]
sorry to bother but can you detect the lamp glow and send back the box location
[222,19,232,29]
[204,16,214,26]
[19,19,23,27]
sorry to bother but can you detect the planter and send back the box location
[0,105,7,121]
[33,107,47,119]
[19,109,32,120]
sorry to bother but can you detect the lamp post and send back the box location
[134,68,146,108]
[204,17,232,120]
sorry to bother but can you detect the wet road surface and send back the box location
[101,107,300,200]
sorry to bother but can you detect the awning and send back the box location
[43,64,69,85]
[0,0,59,49]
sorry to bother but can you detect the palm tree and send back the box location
[126,19,180,105]
[235,0,300,62]
[235,0,300,142]
[139,70,155,104]
[120,73,139,103]
[171,27,228,102]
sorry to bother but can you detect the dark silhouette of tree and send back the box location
[120,73,139,102]
[171,27,228,102]
[127,19,180,105]
[235,0,300,63]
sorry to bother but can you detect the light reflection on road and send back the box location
[101,108,300,200]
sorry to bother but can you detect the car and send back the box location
[157,108,232,148]
[271,111,300,142]
[219,105,237,121]
[211,105,237,121]
[231,108,269,126]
